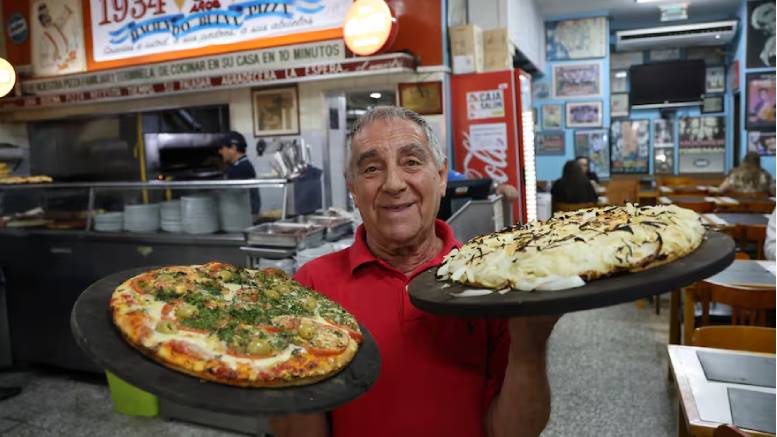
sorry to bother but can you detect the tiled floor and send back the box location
[0,299,677,436]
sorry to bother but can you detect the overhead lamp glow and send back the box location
[369,92,382,99]
[0,58,16,98]
[615,71,628,78]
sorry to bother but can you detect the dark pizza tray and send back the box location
[408,231,735,317]
[70,267,381,415]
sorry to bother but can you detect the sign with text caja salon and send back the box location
[88,0,351,63]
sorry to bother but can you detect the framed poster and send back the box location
[536,132,566,156]
[542,104,563,129]
[552,62,602,98]
[678,116,725,150]
[654,147,675,175]
[610,51,643,71]
[653,119,675,149]
[701,95,724,114]
[566,101,602,128]
[610,120,649,174]
[546,17,607,60]
[611,93,629,118]
[705,66,725,93]
[399,82,443,115]
[687,47,725,65]
[748,131,776,155]
[746,0,776,68]
[649,48,680,62]
[533,81,550,100]
[746,72,776,130]
[611,70,628,93]
[574,130,610,179]
[31,0,87,76]
[252,86,299,137]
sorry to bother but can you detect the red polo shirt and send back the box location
[294,219,509,437]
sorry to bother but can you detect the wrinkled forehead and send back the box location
[350,118,430,154]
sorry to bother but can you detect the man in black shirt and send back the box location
[218,131,261,215]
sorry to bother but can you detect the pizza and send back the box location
[436,204,705,291]
[0,175,53,184]
[110,262,362,387]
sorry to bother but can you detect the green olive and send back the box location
[264,289,280,300]
[246,339,273,356]
[217,270,233,282]
[155,320,177,334]
[298,320,316,340]
[174,303,197,319]
[303,297,318,312]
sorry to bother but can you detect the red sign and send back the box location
[0,54,414,110]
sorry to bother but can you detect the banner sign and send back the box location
[23,39,344,95]
[89,0,351,62]
[2,53,413,110]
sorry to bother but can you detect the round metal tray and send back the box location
[71,267,381,415]
[408,231,735,317]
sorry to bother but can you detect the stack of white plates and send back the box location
[218,191,252,233]
[124,203,160,233]
[93,212,123,232]
[161,200,183,233]
[181,196,219,234]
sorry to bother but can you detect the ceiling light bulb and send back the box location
[0,58,16,98]
[370,92,382,99]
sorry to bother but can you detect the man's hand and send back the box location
[488,315,561,437]
[496,183,520,200]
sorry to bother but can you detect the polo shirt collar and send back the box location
[232,155,248,166]
[347,218,460,277]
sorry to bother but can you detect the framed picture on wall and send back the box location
[574,130,610,179]
[536,131,566,155]
[678,116,725,149]
[747,131,776,155]
[654,147,674,175]
[746,72,776,130]
[546,17,607,60]
[648,48,680,62]
[398,82,443,115]
[687,47,725,66]
[566,101,602,128]
[746,0,776,68]
[533,81,550,100]
[552,62,602,98]
[542,104,563,129]
[611,70,628,93]
[610,51,643,71]
[701,95,724,114]
[610,120,650,174]
[610,93,629,118]
[705,66,725,93]
[653,119,674,149]
[251,86,299,137]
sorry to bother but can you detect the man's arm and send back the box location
[487,316,558,437]
[269,413,328,437]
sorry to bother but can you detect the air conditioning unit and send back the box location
[615,20,737,51]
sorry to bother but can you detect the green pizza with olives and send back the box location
[110,262,362,387]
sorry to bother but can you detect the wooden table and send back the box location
[660,196,740,205]
[668,345,775,437]
[701,213,771,227]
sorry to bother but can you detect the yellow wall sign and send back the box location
[343,0,395,56]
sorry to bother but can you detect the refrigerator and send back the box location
[450,68,537,224]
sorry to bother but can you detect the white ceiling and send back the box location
[536,0,741,30]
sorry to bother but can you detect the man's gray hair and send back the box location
[345,106,446,179]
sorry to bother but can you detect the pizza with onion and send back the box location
[110,262,362,387]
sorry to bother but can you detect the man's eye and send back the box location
[363,166,378,174]
[406,160,421,167]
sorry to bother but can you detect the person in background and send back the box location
[551,160,598,204]
[765,209,775,261]
[719,152,775,195]
[575,156,601,190]
[218,131,261,215]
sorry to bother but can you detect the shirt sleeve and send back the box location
[483,319,510,409]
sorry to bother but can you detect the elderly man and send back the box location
[271,107,557,437]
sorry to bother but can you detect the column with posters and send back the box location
[678,116,726,174]
[30,0,87,76]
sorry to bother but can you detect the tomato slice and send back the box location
[129,274,154,294]
[324,319,363,343]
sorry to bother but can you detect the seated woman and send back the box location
[551,160,599,206]
[719,152,775,195]
[575,155,601,189]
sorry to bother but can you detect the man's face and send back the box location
[218,145,236,164]
[576,158,589,174]
[347,118,447,248]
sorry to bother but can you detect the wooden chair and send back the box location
[553,202,596,213]
[713,424,754,437]
[606,177,639,206]
[742,201,776,214]
[675,201,716,213]
[691,326,776,354]
[741,224,767,260]
[683,282,775,345]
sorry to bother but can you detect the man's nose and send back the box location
[382,164,407,194]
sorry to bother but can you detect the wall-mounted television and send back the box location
[629,60,705,109]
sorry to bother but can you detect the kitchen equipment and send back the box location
[160,200,182,233]
[181,196,218,234]
[244,222,325,249]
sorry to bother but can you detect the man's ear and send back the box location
[438,160,449,196]
[347,178,358,208]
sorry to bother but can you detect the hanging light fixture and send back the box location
[0,58,16,98]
